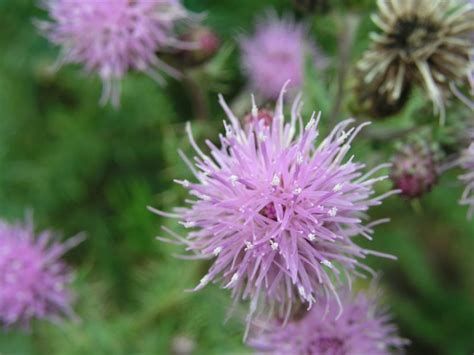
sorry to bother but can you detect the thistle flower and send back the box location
[152,86,398,331]
[247,287,408,354]
[390,141,439,198]
[239,12,327,100]
[356,0,474,122]
[459,142,474,218]
[38,0,194,106]
[0,217,84,328]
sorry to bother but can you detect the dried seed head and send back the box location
[356,0,474,122]
[354,74,412,119]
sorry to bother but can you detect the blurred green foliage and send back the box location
[0,0,473,354]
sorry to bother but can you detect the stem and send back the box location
[361,122,428,142]
[330,13,360,126]
[411,198,423,216]
[183,71,209,121]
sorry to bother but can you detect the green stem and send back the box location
[330,13,360,126]
[183,71,209,121]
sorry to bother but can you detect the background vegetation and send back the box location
[0,0,472,354]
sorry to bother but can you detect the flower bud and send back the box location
[243,108,274,128]
[178,26,220,66]
[390,141,439,198]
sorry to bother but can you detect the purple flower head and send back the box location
[39,0,194,106]
[152,86,397,333]
[459,142,474,218]
[0,217,84,329]
[248,286,408,354]
[239,11,327,100]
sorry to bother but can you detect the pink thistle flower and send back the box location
[152,86,398,333]
[38,0,194,106]
[239,12,327,100]
[459,142,474,218]
[247,286,408,354]
[0,216,84,329]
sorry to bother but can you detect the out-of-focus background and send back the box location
[0,0,473,354]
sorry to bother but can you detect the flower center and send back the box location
[271,50,292,63]
[390,17,439,54]
[259,202,278,221]
[308,336,345,355]
[244,109,274,127]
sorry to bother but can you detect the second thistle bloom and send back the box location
[248,287,407,354]
[239,12,326,100]
[154,88,397,325]
[39,0,194,106]
[0,217,84,328]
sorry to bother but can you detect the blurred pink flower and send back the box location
[248,286,408,354]
[0,216,84,329]
[239,11,327,100]
[39,0,194,106]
